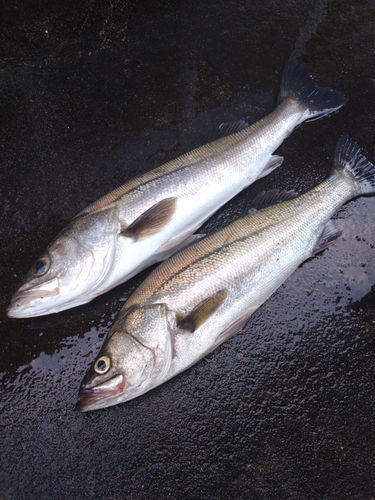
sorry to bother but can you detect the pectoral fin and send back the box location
[177,289,228,333]
[121,197,177,240]
[214,309,255,345]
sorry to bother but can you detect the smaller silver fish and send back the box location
[7,61,346,318]
[77,136,375,411]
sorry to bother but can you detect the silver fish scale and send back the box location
[130,175,357,322]
[9,62,348,320]
[164,183,358,378]
[87,100,303,224]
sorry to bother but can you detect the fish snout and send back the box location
[76,373,126,412]
[6,300,23,318]
[6,284,60,318]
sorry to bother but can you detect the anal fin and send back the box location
[215,308,256,345]
[177,289,228,333]
[121,197,177,241]
[313,220,342,255]
[257,155,284,180]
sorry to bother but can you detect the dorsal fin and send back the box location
[204,120,249,144]
[248,189,297,214]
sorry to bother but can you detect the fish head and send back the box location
[6,209,120,318]
[76,304,174,411]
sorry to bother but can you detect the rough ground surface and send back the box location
[1,1,375,499]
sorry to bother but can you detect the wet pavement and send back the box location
[1,0,375,498]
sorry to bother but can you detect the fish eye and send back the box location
[94,356,111,374]
[32,256,50,277]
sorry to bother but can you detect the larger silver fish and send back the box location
[77,136,375,411]
[7,61,346,318]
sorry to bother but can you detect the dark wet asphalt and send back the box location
[1,1,375,499]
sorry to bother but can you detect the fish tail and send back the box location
[278,60,347,121]
[331,135,375,195]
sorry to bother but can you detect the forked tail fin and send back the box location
[278,60,347,121]
[331,135,375,195]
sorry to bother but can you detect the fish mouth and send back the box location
[76,373,126,412]
[6,286,60,318]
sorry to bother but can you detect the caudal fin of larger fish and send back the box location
[332,135,375,195]
[278,60,347,121]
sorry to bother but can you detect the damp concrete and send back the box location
[1,1,375,499]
